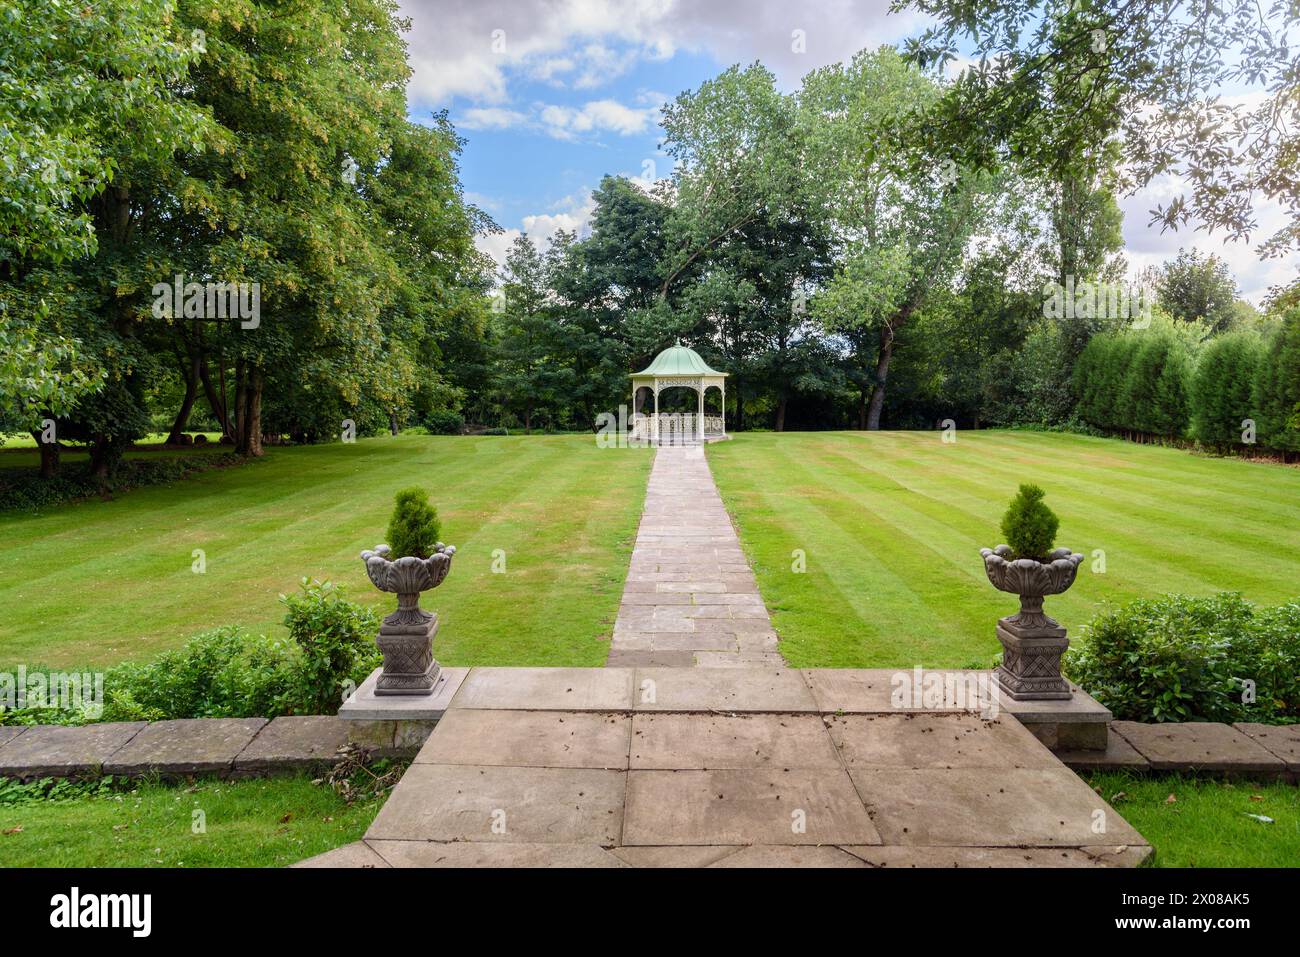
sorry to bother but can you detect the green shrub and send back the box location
[998,483,1059,560]
[482,427,509,436]
[423,410,465,435]
[88,582,379,722]
[385,487,441,558]
[1066,593,1300,723]
[99,626,300,721]
[279,579,380,714]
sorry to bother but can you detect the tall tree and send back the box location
[803,47,995,428]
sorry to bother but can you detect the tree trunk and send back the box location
[389,412,399,436]
[32,430,60,478]
[865,325,895,431]
[775,393,787,432]
[89,437,111,482]
[235,365,264,457]
[167,352,202,444]
[857,387,868,431]
[198,359,232,440]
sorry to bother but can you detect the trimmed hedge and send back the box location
[1075,327,1191,439]
[1075,306,1300,456]
[1192,330,1264,449]
[1252,308,1300,454]
[1066,593,1300,724]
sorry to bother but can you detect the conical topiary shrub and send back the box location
[386,487,441,559]
[999,483,1059,561]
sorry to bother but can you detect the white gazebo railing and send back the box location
[630,412,726,445]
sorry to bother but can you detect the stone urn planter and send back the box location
[979,544,1084,700]
[360,542,456,695]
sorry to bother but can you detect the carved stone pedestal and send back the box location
[994,616,1072,701]
[375,612,440,696]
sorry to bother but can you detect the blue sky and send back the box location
[397,0,1296,302]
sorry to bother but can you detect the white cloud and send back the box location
[539,98,656,137]
[458,106,531,131]
[397,0,917,106]
[460,98,658,139]
[474,188,599,273]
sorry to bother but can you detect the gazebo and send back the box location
[629,342,728,446]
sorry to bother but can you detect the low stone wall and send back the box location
[0,715,370,781]
[1057,721,1298,781]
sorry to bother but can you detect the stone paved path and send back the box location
[296,666,1152,868]
[606,446,782,668]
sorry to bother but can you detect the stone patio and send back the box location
[606,446,781,668]
[301,665,1152,868]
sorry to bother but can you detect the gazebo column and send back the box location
[697,387,704,443]
[653,381,659,446]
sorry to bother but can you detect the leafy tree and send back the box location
[802,47,996,428]
[0,0,212,265]
[898,0,1300,258]
[1155,248,1240,333]
[494,234,564,431]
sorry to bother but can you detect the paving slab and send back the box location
[622,768,880,846]
[840,844,1153,868]
[609,846,742,868]
[633,666,817,712]
[606,649,696,668]
[0,727,28,751]
[291,841,390,868]
[105,718,267,775]
[1055,734,1151,773]
[1112,721,1287,775]
[804,669,982,714]
[415,710,630,769]
[1233,723,1300,772]
[826,713,1061,770]
[338,666,469,721]
[367,840,626,868]
[234,716,350,772]
[606,446,782,667]
[450,667,635,711]
[850,767,1146,847]
[0,722,144,779]
[707,845,868,868]
[630,713,840,769]
[366,764,625,844]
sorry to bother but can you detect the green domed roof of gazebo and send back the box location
[631,341,727,377]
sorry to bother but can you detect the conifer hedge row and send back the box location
[1072,308,1300,455]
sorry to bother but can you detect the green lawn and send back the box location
[0,434,650,668]
[0,775,380,867]
[707,431,1300,668]
[1084,772,1300,867]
